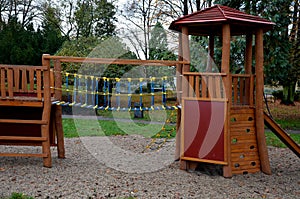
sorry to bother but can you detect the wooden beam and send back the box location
[221,23,232,178]
[207,35,215,72]
[245,34,253,74]
[255,29,271,175]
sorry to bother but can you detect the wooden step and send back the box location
[0,100,43,107]
[0,119,47,124]
[0,136,48,141]
[0,153,48,158]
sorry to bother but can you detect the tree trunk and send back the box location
[281,82,296,105]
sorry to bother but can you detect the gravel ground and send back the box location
[0,135,299,199]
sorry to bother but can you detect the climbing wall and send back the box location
[230,107,261,175]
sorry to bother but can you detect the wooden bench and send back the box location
[0,63,65,167]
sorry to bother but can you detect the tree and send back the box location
[74,0,116,39]
[149,22,176,61]
[40,1,66,55]
[0,18,42,65]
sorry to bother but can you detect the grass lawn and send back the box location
[63,118,176,138]
[62,100,300,148]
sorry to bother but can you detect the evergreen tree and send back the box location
[74,0,116,39]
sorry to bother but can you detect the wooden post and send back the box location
[244,34,253,105]
[181,26,190,99]
[175,34,183,160]
[207,35,215,72]
[179,26,191,169]
[245,34,253,74]
[221,24,232,178]
[255,29,271,175]
[41,55,52,167]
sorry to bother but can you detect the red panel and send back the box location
[183,100,225,161]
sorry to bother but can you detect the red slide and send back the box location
[264,112,300,158]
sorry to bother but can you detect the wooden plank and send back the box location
[7,68,13,98]
[1,68,5,98]
[29,69,34,91]
[181,157,228,165]
[231,154,260,162]
[249,75,254,106]
[0,136,47,141]
[231,107,255,114]
[36,70,42,100]
[195,76,200,98]
[183,72,227,76]
[13,68,20,92]
[188,75,194,97]
[0,119,47,124]
[215,76,221,98]
[231,168,261,175]
[233,77,238,104]
[42,55,189,66]
[240,77,245,104]
[0,153,48,158]
[231,160,260,167]
[230,134,257,141]
[21,68,27,92]
[207,75,214,98]
[230,114,255,121]
[201,76,207,98]
[0,100,43,107]
[231,164,260,171]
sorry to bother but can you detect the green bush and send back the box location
[3,193,34,199]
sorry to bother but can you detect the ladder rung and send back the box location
[0,136,48,141]
[0,119,47,124]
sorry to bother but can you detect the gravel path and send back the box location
[0,135,299,199]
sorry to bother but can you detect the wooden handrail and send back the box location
[42,55,189,66]
[183,72,227,76]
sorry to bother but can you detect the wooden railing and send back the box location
[182,72,227,99]
[231,74,255,106]
[182,72,255,107]
[0,64,50,101]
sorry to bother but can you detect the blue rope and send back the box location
[103,78,107,107]
[107,78,111,108]
[139,78,143,108]
[151,77,155,108]
[116,78,121,110]
[162,77,167,106]
[127,78,132,109]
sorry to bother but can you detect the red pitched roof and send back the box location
[169,5,275,36]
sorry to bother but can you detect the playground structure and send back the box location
[0,5,298,177]
[169,5,300,177]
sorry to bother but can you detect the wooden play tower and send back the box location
[169,5,275,177]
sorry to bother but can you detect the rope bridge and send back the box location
[51,71,180,111]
